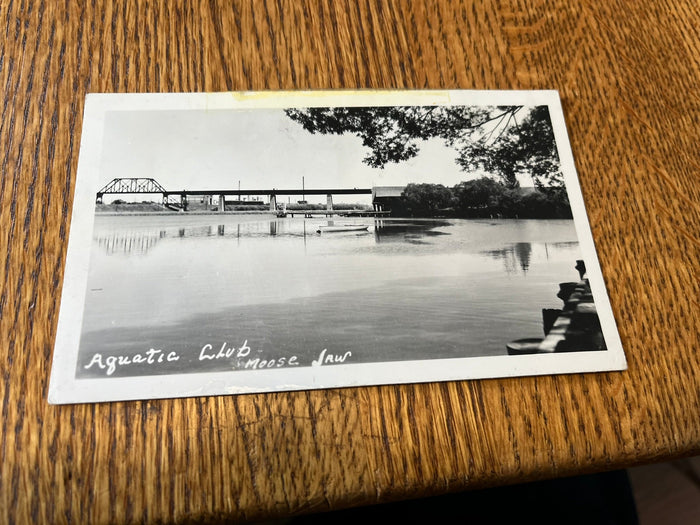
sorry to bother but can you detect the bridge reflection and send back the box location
[95,231,165,256]
[94,219,452,255]
[94,220,316,255]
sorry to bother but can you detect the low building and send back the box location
[371,186,405,212]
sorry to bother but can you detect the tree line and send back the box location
[393,178,572,219]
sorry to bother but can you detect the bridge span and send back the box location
[96,178,376,212]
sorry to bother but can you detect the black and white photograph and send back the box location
[49,90,625,404]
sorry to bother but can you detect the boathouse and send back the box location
[371,186,405,213]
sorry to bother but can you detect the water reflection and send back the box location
[94,219,323,255]
[373,219,450,244]
[95,232,164,256]
[484,242,533,274]
[94,218,540,256]
[93,219,577,264]
[483,241,579,275]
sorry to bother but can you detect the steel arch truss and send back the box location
[96,178,168,203]
[97,178,167,195]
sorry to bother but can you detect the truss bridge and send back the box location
[96,178,166,199]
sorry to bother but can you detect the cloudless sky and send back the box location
[99,108,489,204]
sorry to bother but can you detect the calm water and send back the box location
[77,214,583,377]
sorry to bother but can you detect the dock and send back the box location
[281,210,392,218]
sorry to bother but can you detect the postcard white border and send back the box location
[48,90,626,404]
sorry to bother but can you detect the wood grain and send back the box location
[1,0,699,522]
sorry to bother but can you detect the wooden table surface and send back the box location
[1,1,699,522]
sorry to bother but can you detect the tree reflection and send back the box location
[484,242,533,274]
[373,220,450,244]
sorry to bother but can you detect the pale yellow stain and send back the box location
[201,90,455,111]
[227,89,453,102]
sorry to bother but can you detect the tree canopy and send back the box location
[285,105,563,189]
[397,179,572,219]
[400,183,453,216]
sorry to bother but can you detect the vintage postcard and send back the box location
[48,90,626,404]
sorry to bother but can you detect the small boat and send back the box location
[316,224,369,234]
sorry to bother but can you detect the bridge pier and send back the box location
[269,194,277,212]
[219,194,225,212]
[326,194,333,211]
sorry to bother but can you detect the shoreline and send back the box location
[95,209,277,216]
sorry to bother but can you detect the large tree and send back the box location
[455,106,563,190]
[285,105,563,189]
[453,177,507,209]
[400,183,453,216]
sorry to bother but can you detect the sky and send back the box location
[98,108,489,204]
